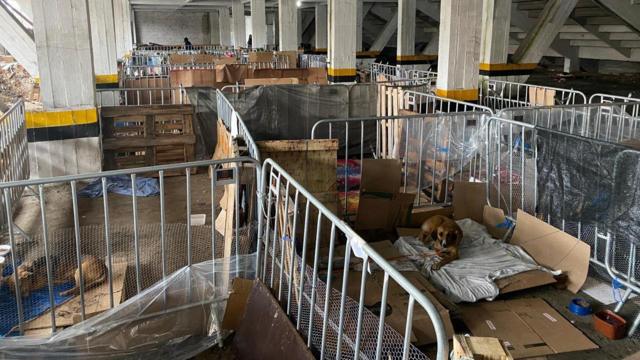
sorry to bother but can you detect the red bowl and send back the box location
[593,310,627,340]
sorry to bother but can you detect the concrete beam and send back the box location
[0,1,37,76]
[232,0,246,47]
[251,0,267,48]
[397,0,416,61]
[279,0,298,51]
[89,0,118,81]
[571,15,631,58]
[315,4,327,50]
[512,0,578,64]
[369,9,397,52]
[220,7,232,46]
[328,0,356,82]
[593,0,640,34]
[436,0,483,101]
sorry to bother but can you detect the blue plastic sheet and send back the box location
[78,175,160,198]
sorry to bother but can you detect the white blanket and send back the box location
[395,218,550,303]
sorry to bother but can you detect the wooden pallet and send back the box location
[100,105,196,175]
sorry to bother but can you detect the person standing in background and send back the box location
[184,37,193,50]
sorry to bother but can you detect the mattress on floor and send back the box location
[395,218,551,303]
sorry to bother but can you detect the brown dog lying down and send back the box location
[5,255,107,298]
[418,215,464,270]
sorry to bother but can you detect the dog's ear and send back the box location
[20,271,33,279]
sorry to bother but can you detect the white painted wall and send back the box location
[135,11,210,45]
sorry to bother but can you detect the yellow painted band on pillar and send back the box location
[396,55,438,61]
[435,88,479,101]
[313,48,328,53]
[328,68,357,77]
[479,63,538,71]
[34,74,118,85]
[95,74,119,84]
[26,108,98,129]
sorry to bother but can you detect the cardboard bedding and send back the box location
[395,218,556,303]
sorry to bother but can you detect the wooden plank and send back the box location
[100,105,192,117]
[102,135,196,150]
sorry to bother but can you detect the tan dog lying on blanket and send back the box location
[418,215,464,270]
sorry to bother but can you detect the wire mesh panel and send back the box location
[0,158,258,337]
[299,54,328,69]
[497,102,640,144]
[0,100,29,235]
[479,79,587,111]
[257,159,449,360]
[369,64,437,87]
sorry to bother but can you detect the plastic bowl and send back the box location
[0,245,11,257]
[593,310,627,340]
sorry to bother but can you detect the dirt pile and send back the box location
[0,56,39,113]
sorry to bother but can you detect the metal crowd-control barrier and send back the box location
[484,116,640,336]
[0,99,29,234]
[497,102,640,144]
[257,159,449,360]
[0,157,259,336]
[96,87,187,107]
[479,79,587,111]
[312,113,489,214]
[404,90,494,115]
[299,54,328,69]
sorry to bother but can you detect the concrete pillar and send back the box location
[266,11,276,47]
[30,0,100,177]
[0,1,37,76]
[89,0,118,87]
[279,0,298,51]
[479,0,513,79]
[315,4,327,52]
[356,0,363,52]
[114,0,133,58]
[513,0,578,65]
[210,10,221,45]
[564,56,580,73]
[251,0,267,48]
[232,0,246,47]
[397,0,416,64]
[328,0,356,83]
[436,0,483,101]
[219,7,232,47]
[421,31,439,59]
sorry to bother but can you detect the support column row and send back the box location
[328,0,356,82]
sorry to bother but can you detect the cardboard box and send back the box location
[511,210,590,293]
[460,298,598,358]
[355,159,415,231]
[244,77,300,86]
[248,51,274,63]
[452,335,514,360]
[221,278,255,330]
[169,69,216,88]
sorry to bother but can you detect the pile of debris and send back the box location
[0,56,38,114]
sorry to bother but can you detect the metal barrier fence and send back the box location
[369,63,438,86]
[479,79,587,111]
[403,90,494,115]
[312,113,489,215]
[133,45,226,53]
[497,102,640,144]
[0,157,259,336]
[0,99,29,234]
[299,54,327,69]
[589,93,640,106]
[257,159,448,360]
[96,87,187,107]
[484,116,640,336]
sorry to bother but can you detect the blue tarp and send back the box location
[78,175,160,198]
[0,263,74,336]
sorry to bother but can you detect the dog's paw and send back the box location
[432,263,442,271]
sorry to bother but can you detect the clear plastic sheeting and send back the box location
[400,113,488,203]
[0,255,257,360]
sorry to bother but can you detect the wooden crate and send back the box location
[257,139,338,193]
[100,105,196,174]
[123,77,172,105]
